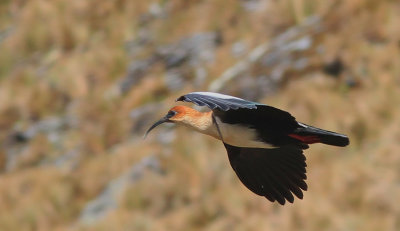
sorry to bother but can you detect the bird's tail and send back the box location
[289,124,349,147]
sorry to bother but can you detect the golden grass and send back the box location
[0,0,400,230]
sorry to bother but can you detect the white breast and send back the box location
[215,118,275,149]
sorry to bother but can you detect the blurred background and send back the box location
[1,0,400,230]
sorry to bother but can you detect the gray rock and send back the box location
[157,32,220,69]
[120,32,219,93]
[164,70,185,91]
[4,116,73,171]
[240,0,268,12]
[78,155,163,225]
[130,103,163,134]
[0,27,13,44]
[209,16,321,94]
[120,58,157,94]
[231,41,247,58]
[280,36,312,52]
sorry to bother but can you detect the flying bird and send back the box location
[145,92,349,205]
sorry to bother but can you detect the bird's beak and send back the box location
[143,116,171,139]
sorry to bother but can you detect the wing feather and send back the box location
[224,143,307,205]
[176,92,257,111]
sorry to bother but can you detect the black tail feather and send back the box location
[294,124,350,147]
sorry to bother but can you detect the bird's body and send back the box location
[145,92,349,205]
[170,106,274,148]
[215,116,275,148]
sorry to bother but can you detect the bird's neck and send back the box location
[181,111,220,140]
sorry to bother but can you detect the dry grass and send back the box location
[1,0,400,230]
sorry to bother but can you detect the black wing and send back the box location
[176,92,258,111]
[224,143,308,205]
[215,105,304,147]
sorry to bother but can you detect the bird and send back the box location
[145,92,349,205]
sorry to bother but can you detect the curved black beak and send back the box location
[143,117,170,139]
[144,110,177,139]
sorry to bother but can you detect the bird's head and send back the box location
[144,105,200,138]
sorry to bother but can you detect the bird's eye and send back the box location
[166,110,177,118]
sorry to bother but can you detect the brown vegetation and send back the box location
[0,0,400,230]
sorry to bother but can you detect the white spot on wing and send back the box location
[298,122,307,128]
[189,92,245,101]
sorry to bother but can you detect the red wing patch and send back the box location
[288,134,321,144]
